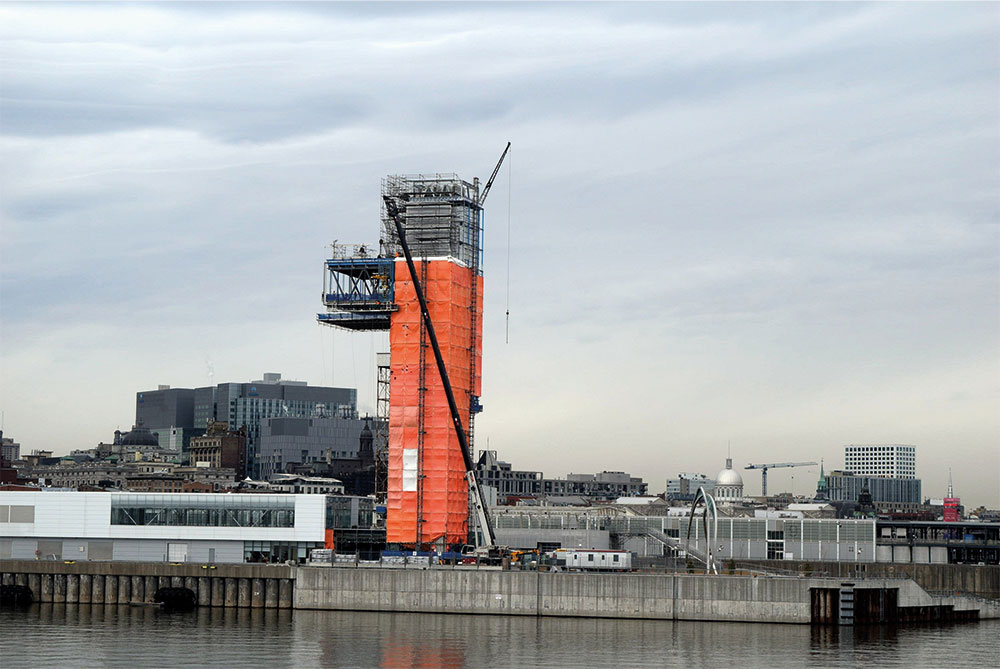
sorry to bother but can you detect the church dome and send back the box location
[119,424,159,447]
[715,459,743,487]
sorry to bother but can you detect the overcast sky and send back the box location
[1,2,997,507]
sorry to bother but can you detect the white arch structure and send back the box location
[683,486,719,575]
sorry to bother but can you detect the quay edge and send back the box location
[2,560,997,623]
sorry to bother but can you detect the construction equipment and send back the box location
[382,194,502,560]
[478,141,510,207]
[744,461,817,496]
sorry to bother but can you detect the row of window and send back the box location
[111,506,295,528]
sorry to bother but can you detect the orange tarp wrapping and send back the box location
[386,259,483,547]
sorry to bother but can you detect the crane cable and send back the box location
[505,146,512,344]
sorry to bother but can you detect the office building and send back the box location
[826,470,922,510]
[1,432,21,464]
[135,386,197,454]
[256,416,370,482]
[137,373,357,478]
[666,473,715,499]
[844,444,916,479]
[475,451,543,498]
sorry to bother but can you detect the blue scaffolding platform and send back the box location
[317,255,396,331]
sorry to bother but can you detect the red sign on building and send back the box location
[943,497,960,522]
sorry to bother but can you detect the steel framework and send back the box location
[374,352,391,503]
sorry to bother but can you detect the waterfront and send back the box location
[0,604,996,668]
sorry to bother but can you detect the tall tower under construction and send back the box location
[319,173,485,550]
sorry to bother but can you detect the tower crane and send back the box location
[744,461,817,496]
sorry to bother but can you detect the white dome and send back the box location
[716,465,743,487]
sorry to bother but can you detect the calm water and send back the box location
[0,604,996,668]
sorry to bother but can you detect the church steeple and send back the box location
[815,459,828,500]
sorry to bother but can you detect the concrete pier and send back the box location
[251,578,264,608]
[1,561,295,610]
[264,579,278,609]
[28,574,40,602]
[79,574,92,604]
[131,575,145,604]
[211,578,224,607]
[53,574,66,603]
[118,575,131,604]
[238,578,251,608]
[41,573,53,603]
[104,573,117,605]
[67,574,79,603]
[198,577,211,607]
[2,559,991,622]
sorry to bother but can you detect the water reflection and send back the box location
[1,604,995,669]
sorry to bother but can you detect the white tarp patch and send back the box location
[402,448,418,492]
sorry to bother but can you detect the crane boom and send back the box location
[478,141,510,206]
[744,462,816,470]
[382,195,498,550]
[743,461,817,496]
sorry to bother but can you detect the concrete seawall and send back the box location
[0,560,294,609]
[294,568,920,623]
[4,560,996,622]
[741,560,1000,599]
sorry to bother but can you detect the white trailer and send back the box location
[550,549,632,571]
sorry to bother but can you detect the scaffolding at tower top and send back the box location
[380,174,483,270]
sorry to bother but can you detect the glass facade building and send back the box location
[111,494,295,528]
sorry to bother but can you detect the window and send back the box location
[111,495,295,528]
[588,554,594,562]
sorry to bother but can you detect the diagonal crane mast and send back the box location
[744,461,817,496]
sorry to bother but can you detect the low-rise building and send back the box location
[665,473,715,499]
[124,474,185,493]
[826,470,922,512]
[0,431,20,464]
[541,472,647,500]
[268,475,345,495]
[0,490,375,563]
[188,421,246,478]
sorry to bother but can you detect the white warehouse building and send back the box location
[0,491,360,564]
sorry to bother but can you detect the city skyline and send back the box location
[1,3,997,507]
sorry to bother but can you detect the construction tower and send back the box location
[319,173,485,550]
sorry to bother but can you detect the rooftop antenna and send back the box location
[947,468,954,498]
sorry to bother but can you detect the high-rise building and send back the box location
[843,444,916,479]
[135,386,196,454]
[137,373,357,478]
